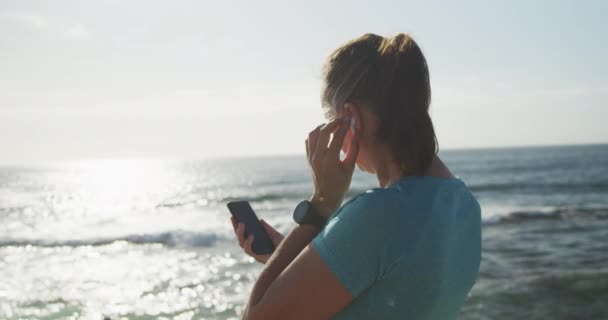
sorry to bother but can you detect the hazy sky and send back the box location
[1,0,607,164]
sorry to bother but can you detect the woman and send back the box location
[230,33,481,320]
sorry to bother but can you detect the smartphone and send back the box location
[227,200,275,255]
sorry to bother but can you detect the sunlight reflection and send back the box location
[72,159,174,199]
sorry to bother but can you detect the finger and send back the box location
[305,138,311,166]
[343,119,360,167]
[244,234,255,255]
[328,117,350,159]
[306,138,316,169]
[307,123,325,158]
[315,118,341,155]
[230,216,237,233]
[319,118,341,135]
[236,223,245,247]
[308,123,324,144]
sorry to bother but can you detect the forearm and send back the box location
[244,224,320,316]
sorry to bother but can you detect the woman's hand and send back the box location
[306,112,360,219]
[230,216,284,264]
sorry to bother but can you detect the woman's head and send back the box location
[321,33,437,176]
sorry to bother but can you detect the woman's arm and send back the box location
[245,224,319,309]
[243,114,360,319]
[243,224,353,320]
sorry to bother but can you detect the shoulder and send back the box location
[319,187,410,240]
[351,187,402,207]
[334,187,404,221]
[438,179,482,217]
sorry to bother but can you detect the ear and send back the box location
[344,102,362,134]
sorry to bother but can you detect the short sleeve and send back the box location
[311,189,401,298]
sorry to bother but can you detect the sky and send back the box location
[1,0,607,164]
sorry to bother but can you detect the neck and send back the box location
[374,154,452,188]
[373,147,405,188]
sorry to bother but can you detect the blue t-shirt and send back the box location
[312,175,481,320]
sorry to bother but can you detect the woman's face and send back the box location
[336,104,378,173]
[342,127,370,172]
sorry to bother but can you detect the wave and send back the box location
[220,193,296,203]
[0,230,222,249]
[156,193,305,209]
[155,188,371,209]
[485,207,608,225]
[4,208,606,249]
[153,181,608,210]
[227,188,370,202]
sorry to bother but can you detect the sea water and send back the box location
[1,144,607,319]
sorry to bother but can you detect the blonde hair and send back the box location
[321,33,438,175]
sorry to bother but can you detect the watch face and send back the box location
[293,201,310,223]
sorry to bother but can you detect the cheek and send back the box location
[341,130,353,155]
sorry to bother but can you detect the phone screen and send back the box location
[227,201,275,254]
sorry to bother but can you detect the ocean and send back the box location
[1,144,607,320]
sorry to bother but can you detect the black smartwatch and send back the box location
[293,200,326,229]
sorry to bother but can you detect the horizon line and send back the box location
[1,141,606,168]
